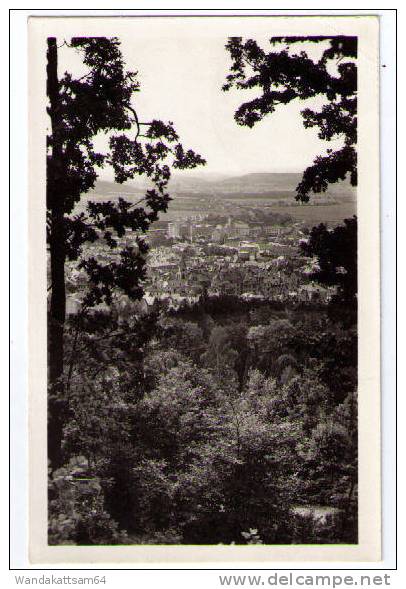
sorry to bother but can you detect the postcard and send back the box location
[27,14,380,563]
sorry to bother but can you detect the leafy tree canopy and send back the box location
[223,36,357,201]
[47,36,205,468]
[47,36,206,309]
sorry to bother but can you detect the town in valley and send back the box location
[65,173,356,316]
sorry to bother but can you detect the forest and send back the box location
[49,290,357,545]
[46,34,358,545]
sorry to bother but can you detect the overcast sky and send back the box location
[58,24,345,179]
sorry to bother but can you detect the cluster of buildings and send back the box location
[139,240,333,312]
[64,212,336,316]
[165,216,289,245]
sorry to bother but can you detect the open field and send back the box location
[266,202,357,225]
[81,180,356,227]
[162,194,357,226]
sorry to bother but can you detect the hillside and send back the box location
[215,172,302,192]
[89,172,356,201]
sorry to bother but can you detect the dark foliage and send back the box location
[300,216,357,325]
[50,298,358,545]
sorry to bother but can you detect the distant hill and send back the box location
[212,172,355,198]
[215,172,302,192]
[170,171,355,199]
[88,179,143,196]
[87,172,356,202]
[168,172,230,190]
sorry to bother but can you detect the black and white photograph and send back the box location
[26,14,381,562]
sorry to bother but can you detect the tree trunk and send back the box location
[47,37,67,469]
[48,221,66,469]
